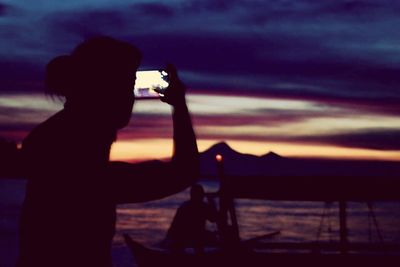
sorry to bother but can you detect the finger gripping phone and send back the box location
[134,70,169,99]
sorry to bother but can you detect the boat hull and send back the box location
[124,235,400,267]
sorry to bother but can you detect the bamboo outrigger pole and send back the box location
[216,154,240,247]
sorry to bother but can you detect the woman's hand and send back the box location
[156,64,186,107]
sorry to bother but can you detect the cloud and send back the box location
[4,22,400,114]
[46,9,128,40]
[118,113,172,140]
[131,3,175,18]
[295,129,400,151]
[237,0,400,26]
[0,2,10,16]
[123,29,400,110]
[49,2,177,36]
[181,0,240,13]
[1,0,400,118]
[0,108,47,141]
[0,61,44,93]
[321,0,393,15]
[191,106,349,128]
[194,127,400,152]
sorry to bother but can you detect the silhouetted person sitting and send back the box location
[17,37,198,267]
[164,184,218,253]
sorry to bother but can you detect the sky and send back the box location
[0,0,400,161]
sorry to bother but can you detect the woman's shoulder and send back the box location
[23,110,68,149]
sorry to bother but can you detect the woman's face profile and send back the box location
[95,64,137,130]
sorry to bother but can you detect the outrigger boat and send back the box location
[124,234,400,267]
[124,154,400,267]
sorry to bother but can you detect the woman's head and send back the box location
[45,36,142,129]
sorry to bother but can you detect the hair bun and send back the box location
[45,55,74,97]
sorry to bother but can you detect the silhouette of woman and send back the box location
[17,37,199,267]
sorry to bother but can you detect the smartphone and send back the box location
[134,70,169,99]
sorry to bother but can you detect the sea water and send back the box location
[1,179,400,267]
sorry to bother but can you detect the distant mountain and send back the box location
[260,151,282,160]
[199,142,400,179]
[200,142,287,178]
[201,142,244,160]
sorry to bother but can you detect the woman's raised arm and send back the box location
[109,65,199,203]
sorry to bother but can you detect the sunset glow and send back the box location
[110,138,400,162]
[1,1,400,163]
[1,92,400,162]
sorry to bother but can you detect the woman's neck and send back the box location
[62,106,117,144]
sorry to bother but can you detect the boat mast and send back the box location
[216,154,240,247]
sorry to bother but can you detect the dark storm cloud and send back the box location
[42,4,175,47]
[0,61,44,93]
[129,32,272,73]
[286,129,400,151]
[181,0,240,13]
[130,29,400,113]
[196,127,400,151]
[192,112,314,128]
[46,9,128,40]
[0,2,10,16]
[1,0,400,115]
[128,31,360,80]
[131,2,175,18]
[238,0,400,25]
[321,0,393,15]
[50,2,176,36]
[118,25,400,110]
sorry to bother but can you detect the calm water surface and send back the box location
[1,179,400,267]
[116,181,400,246]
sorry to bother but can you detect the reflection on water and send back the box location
[115,181,400,246]
[115,187,190,246]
